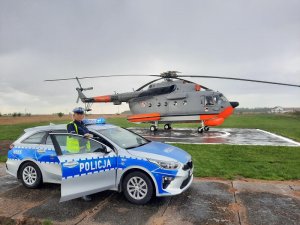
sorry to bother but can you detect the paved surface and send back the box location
[0,164,299,225]
[129,128,300,146]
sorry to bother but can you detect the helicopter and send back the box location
[45,71,300,133]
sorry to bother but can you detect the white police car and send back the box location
[6,119,193,204]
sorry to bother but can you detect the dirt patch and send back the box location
[0,141,12,157]
[228,202,242,212]
[0,216,44,225]
[0,114,127,126]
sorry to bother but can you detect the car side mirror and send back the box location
[94,145,112,154]
[105,147,113,154]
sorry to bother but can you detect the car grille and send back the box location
[180,174,192,189]
[182,160,193,171]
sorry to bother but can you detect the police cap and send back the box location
[72,107,85,114]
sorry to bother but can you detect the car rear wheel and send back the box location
[20,162,42,189]
[123,171,153,205]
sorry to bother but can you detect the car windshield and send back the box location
[96,127,149,149]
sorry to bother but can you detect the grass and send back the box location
[1,114,299,180]
[0,156,7,162]
[0,121,68,141]
[107,114,300,142]
[42,219,53,225]
[1,114,299,141]
[220,114,300,142]
[2,143,299,180]
[173,144,300,180]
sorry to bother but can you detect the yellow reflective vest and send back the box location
[66,122,91,153]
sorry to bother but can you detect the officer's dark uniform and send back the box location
[67,120,90,136]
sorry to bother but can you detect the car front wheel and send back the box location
[20,162,42,189]
[123,171,153,204]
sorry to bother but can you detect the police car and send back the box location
[6,119,193,204]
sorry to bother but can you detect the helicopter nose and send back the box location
[230,101,239,108]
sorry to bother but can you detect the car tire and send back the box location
[123,171,153,205]
[20,162,43,189]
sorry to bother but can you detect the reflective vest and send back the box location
[66,122,90,153]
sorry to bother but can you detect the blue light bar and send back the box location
[83,118,106,125]
[96,118,106,124]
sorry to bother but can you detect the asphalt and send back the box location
[128,127,300,146]
[0,164,299,225]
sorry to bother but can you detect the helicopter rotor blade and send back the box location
[136,78,164,91]
[179,75,300,88]
[44,74,159,82]
[174,77,210,90]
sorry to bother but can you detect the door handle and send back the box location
[37,149,46,153]
[64,161,79,168]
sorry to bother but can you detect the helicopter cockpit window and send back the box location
[219,94,228,102]
[214,94,227,104]
[205,96,215,106]
[213,96,219,104]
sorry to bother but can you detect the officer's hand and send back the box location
[84,133,93,139]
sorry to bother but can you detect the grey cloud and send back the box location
[0,0,299,114]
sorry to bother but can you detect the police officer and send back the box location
[67,107,92,201]
[67,107,93,139]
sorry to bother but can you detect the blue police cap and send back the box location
[73,107,85,114]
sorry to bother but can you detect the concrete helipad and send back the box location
[129,128,300,146]
[0,164,299,225]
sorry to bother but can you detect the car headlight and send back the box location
[148,159,180,170]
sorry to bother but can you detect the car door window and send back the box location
[46,130,67,145]
[52,134,108,155]
[22,132,47,144]
[90,132,115,150]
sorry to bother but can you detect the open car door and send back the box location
[50,133,117,202]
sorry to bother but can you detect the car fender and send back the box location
[117,165,159,196]
[17,158,44,180]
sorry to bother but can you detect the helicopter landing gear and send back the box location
[150,125,157,132]
[150,121,158,132]
[198,125,209,133]
[197,127,204,133]
[164,124,172,130]
[198,121,209,133]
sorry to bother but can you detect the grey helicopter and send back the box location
[45,71,300,133]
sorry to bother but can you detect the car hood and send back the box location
[127,141,191,164]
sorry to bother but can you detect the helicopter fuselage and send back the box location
[82,79,238,127]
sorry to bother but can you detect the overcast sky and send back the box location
[0,0,299,114]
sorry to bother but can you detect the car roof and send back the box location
[24,123,118,133]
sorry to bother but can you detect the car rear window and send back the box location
[22,132,47,144]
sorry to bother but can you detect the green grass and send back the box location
[2,144,299,180]
[1,114,299,180]
[42,219,53,225]
[107,114,300,142]
[1,114,299,141]
[220,114,300,142]
[0,156,7,162]
[173,144,300,180]
[0,121,68,141]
